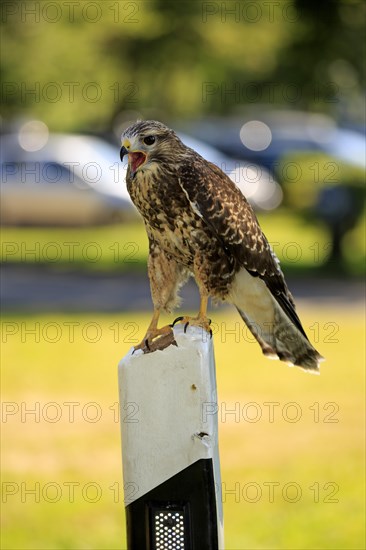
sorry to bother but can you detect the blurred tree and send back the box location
[272,0,365,117]
[0,0,364,132]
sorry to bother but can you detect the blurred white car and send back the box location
[0,131,134,226]
[1,124,281,226]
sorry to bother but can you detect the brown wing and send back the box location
[178,155,308,339]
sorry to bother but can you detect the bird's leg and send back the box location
[133,308,175,353]
[172,294,212,336]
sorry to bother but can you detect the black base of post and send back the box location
[126,459,219,550]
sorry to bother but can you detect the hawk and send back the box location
[120,120,323,372]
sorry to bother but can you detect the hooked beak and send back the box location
[120,146,129,162]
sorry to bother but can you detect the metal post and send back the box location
[118,325,224,549]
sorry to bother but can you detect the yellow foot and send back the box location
[172,315,212,337]
[133,325,177,354]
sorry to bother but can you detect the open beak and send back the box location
[120,145,147,178]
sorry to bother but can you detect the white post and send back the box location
[118,324,224,549]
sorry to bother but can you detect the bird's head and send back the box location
[120,120,184,178]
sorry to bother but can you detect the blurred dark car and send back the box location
[177,111,366,172]
[178,132,283,211]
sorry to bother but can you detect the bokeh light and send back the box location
[18,120,49,152]
[240,120,272,151]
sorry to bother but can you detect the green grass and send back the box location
[2,209,363,274]
[0,209,365,275]
[0,222,148,272]
[1,305,365,549]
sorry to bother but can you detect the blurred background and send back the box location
[1,1,365,548]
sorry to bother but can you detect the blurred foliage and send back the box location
[278,152,365,210]
[1,0,365,132]
[277,153,365,271]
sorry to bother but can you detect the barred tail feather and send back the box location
[230,269,324,373]
[236,305,323,373]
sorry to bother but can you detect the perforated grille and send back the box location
[152,508,187,549]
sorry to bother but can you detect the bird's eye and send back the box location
[143,135,156,145]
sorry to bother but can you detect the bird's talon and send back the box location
[172,314,212,336]
[132,323,175,354]
[172,316,184,326]
[209,329,213,339]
